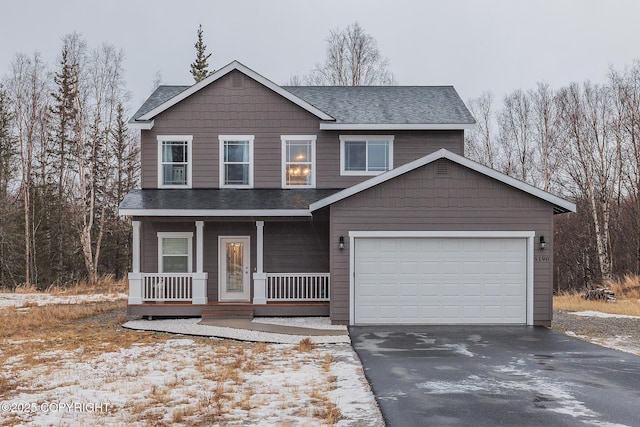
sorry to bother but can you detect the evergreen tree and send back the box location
[50,38,81,283]
[0,84,20,287]
[190,24,213,83]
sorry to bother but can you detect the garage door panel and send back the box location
[354,237,527,324]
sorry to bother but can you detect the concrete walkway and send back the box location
[123,317,350,344]
[199,318,348,336]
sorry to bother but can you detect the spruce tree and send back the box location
[190,24,213,82]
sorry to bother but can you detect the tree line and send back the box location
[0,33,138,289]
[465,62,640,291]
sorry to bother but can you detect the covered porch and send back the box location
[120,188,337,317]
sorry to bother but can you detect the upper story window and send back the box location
[157,232,193,273]
[219,135,254,188]
[340,135,394,176]
[158,135,193,188]
[281,135,316,188]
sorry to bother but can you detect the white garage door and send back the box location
[354,237,528,324]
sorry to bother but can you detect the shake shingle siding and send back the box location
[329,160,554,326]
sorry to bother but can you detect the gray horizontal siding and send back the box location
[140,70,464,189]
[329,160,554,326]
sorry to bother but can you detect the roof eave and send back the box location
[118,208,313,217]
[128,120,154,130]
[319,123,476,130]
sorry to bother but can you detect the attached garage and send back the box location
[351,232,533,325]
[314,149,576,327]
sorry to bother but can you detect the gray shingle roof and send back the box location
[283,86,475,125]
[130,83,475,126]
[119,188,342,213]
[130,86,190,123]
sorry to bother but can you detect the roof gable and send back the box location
[310,149,576,214]
[130,61,334,129]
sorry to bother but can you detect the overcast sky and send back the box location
[2,0,640,114]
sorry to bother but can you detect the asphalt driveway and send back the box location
[349,326,640,427]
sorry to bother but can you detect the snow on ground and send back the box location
[570,310,640,320]
[0,292,382,426]
[1,337,383,426]
[123,318,350,344]
[564,331,640,356]
[0,292,127,308]
[252,316,348,330]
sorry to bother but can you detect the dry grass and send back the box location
[555,274,640,316]
[1,275,127,295]
[295,337,316,352]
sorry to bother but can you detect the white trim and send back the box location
[349,231,535,239]
[281,135,317,188]
[157,135,193,189]
[157,232,193,273]
[137,61,334,122]
[256,221,264,273]
[129,120,154,130]
[218,235,251,302]
[339,135,394,176]
[320,123,476,130]
[132,221,141,274]
[348,231,535,326]
[311,148,576,213]
[219,135,254,188]
[119,209,312,217]
[195,221,204,274]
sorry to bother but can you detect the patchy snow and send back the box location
[0,292,383,425]
[570,311,640,319]
[417,359,624,423]
[564,331,640,356]
[1,337,382,426]
[0,292,127,308]
[123,317,350,344]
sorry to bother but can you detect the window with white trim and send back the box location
[219,135,254,188]
[340,135,394,176]
[158,232,193,273]
[158,136,193,188]
[281,135,316,188]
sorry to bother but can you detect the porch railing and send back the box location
[266,273,330,302]
[142,273,193,302]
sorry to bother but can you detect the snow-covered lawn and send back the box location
[0,291,383,426]
[0,292,127,308]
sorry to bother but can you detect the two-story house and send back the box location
[120,61,575,326]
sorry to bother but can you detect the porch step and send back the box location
[202,304,254,320]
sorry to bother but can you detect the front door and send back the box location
[218,236,251,302]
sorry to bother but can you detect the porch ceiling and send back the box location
[119,188,341,217]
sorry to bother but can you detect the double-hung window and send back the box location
[219,135,254,188]
[158,135,192,188]
[281,135,316,188]
[340,135,394,176]
[158,232,193,273]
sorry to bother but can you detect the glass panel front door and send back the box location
[219,237,250,301]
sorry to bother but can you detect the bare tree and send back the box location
[305,22,396,86]
[5,52,50,286]
[498,89,534,182]
[557,82,620,280]
[465,91,496,168]
[530,82,561,192]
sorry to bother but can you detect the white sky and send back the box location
[2,0,640,113]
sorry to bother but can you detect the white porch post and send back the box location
[192,220,209,304]
[128,220,143,304]
[253,220,267,304]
